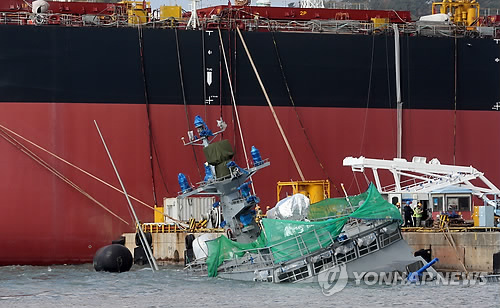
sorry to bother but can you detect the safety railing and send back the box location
[142,222,224,233]
[217,219,401,279]
[2,11,499,38]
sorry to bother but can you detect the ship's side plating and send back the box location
[0,25,499,264]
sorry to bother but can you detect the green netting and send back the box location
[261,217,348,263]
[205,183,402,277]
[349,183,403,222]
[308,189,370,220]
[206,232,266,277]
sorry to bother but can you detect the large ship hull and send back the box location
[1,25,499,265]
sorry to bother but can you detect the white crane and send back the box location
[343,156,500,211]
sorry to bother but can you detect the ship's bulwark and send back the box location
[0,25,499,265]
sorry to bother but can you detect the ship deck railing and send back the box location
[2,11,500,38]
[217,219,402,282]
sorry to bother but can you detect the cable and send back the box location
[0,123,187,228]
[270,31,340,195]
[0,126,130,226]
[138,25,164,203]
[175,28,202,178]
[359,34,376,155]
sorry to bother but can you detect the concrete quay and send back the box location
[122,230,500,273]
[123,232,221,263]
[403,231,500,272]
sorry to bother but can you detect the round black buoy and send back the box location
[93,244,133,273]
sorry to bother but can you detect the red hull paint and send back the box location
[1,102,499,264]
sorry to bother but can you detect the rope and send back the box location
[353,170,361,194]
[0,123,187,228]
[359,34,376,156]
[0,126,130,226]
[218,28,255,194]
[362,171,370,188]
[138,26,170,194]
[270,32,340,195]
[236,27,305,181]
[201,30,208,121]
[453,34,458,165]
[137,25,166,203]
[384,33,396,151]
[405,32,411,158]
[175,28,202,179]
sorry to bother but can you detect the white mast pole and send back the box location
[94,120,159,272]
[393,24,402,159]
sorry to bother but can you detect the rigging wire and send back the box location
[0,123,188,228]
[137,25,170,202]
[348,33,375,193]
[0,126,130,226]
[201,30,208,120]
[270,31,340,195]
[453,34,458,165]
[236,27,305,181]
[218,33,224,123]
[175,28,202,179]
[405,32,412,157]
[359,33,376,156]
[218,28,255,194]
[384,33,396,155]
[353,170,361,193]
[231,29,238,151]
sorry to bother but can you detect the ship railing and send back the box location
[0,12,31,25]
[4,12,499,38]
[291,222,402,283]
[219,221,339,274]
[234,18,378,34]
[218,219,401,276]
[0,11,131,27]
[380,174,456,194]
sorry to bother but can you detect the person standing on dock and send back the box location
[413,203,423,227]
[403,201,414,227]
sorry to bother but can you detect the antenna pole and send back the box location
[95,120,159,272]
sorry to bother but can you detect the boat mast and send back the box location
[187,0,199,29]
[393,24,402,159]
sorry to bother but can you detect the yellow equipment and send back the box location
[473,205,480,227]
[371,17,389,29]
[432,0,480,26]
[160,5,182,19]
[154,206,164,223]
[277,180,330,204]
[120,1,151,24]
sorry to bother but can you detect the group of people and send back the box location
[254,205,269,221]
[398,201,423,227]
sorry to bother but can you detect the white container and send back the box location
[479,206,495,227]
[256,0,271,6]
[419,13,450,23]
[163,196,216,222]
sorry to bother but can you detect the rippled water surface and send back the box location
[0,265,499,307]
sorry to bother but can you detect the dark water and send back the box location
[0,265,498,307]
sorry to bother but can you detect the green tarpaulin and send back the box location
[205,183,401,277]
[309,183,403,222]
